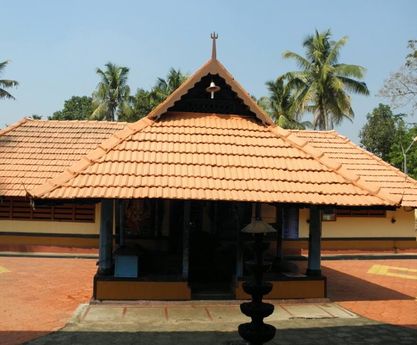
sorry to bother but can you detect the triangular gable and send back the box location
[147,58,274,125]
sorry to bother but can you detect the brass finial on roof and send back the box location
[211,32,218,60]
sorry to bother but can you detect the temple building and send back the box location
[1,36,416,300]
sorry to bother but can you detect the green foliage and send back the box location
[120,68,187,122]
[154,68,187,100]
[50,67,186,123]
[49,96,94,120]
[257,77,311,129]
[280,29,369,130]
[0,60,18,100]
[91,62,130,121]
[387,119,417,178]
[119,88,158,122]
[359,104,397,161]
[359,103,417,178]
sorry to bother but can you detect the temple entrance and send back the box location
[188,201,251,298]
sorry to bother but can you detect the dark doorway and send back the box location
[188,201,251,298]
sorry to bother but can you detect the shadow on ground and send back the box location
[14,319,417,345]
[321,266,414,302]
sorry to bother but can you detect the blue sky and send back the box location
[1,0,416,143]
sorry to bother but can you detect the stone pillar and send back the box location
[306,205,322,276]
[98,199,114,275]
[182,201,191,279]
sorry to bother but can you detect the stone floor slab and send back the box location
[208,305,247,323]
[168,306,210,322]
[317,303,357,318]
[124,307,166,323]
[282,304,334,319]
[267,305,294,321]
[83,306,124,322]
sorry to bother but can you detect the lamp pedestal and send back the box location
[238,233,276,345]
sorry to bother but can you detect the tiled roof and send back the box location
[30,112,400,206]
[291,130,417,207]
[0,118,126,197]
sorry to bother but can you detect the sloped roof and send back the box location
[30,112,399,206]
[0,118,126,197]
[291,130,417,207]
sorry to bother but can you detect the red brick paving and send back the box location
[0,257,97,345]
[322,259,417,329]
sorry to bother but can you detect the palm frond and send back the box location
[0,60,18,100]
[90,102,109,120]
[337,76,370,95]
[0,79,18,88]
[282,51,311,70]
[334,64,366,78]
[325,36,348,65]
[0,60,10,72]
[0,89,15,99]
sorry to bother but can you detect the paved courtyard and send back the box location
[323,259,417,328]
[0,257,97,345]
[0,256,416,344]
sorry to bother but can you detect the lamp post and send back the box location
[238,203,276,345]
[402,137,417,174]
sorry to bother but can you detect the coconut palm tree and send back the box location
[0,60,18,100]
[154,68,187,102]
[258,77,311,129]
[120,68,187,122]
[119,88,159,122]
[281,30,369,130]
[91,62,130,121]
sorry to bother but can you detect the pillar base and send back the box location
[98,267,113,276]
[306,268,321,277]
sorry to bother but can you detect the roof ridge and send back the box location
[41,119,128,124]
[147,58,273,125]
[288,129,337,134]
[29,117,155,198]
[0,117,31,137]
[268,125,401,205]
[330,131,417,188]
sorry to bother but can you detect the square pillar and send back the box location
[306,205,322,277]
[98,199,114,275]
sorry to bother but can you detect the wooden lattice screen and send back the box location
[335,208,386,217]
[0,198,95,223]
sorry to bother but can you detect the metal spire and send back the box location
[211,32,218,60]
